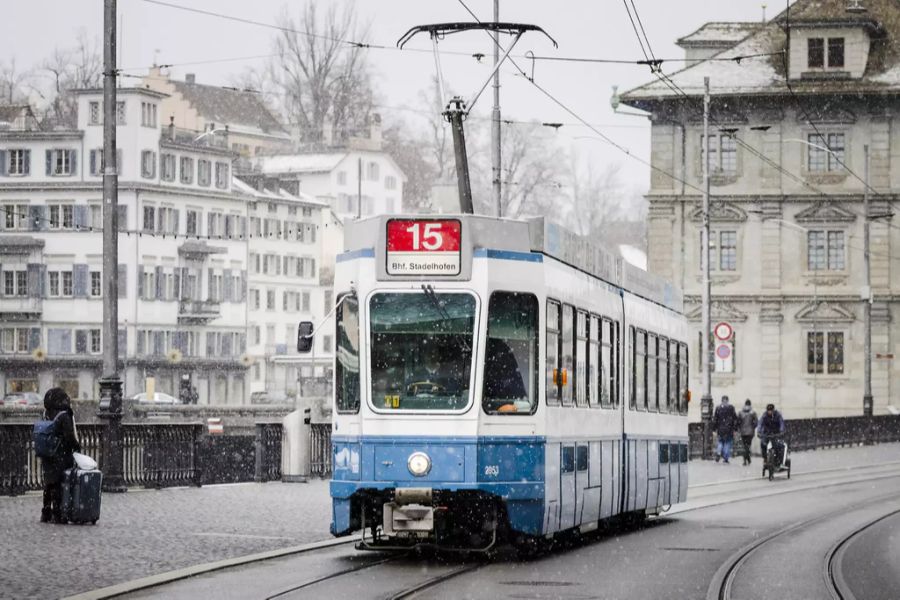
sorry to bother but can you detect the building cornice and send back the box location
[0,131,83,141]
[0,180,244,202]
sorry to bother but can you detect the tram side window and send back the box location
[600,318,612,408]
[483,292,539,415]
[632,328,647,410]
[589,315,601,407]
[667,340,678,414]
[335,294,360,413]
[647,334,658,412]
[561,304,575,406]
[678,342,689,415]
[546,300,560,405]
[575,310,588,407]
[612,320,620,407]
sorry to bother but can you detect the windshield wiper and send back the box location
[421,284,471,352]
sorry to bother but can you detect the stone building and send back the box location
[620,0,900,419]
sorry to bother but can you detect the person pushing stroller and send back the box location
[757,403,786,465]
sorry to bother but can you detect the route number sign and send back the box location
[714,322,733,341]
[387,219,461,275]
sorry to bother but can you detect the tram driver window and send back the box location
[335,294,360,413]
[482,292,538,415]
[369,292,476,411]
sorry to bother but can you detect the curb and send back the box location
[64,536,354,600]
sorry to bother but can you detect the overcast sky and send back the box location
[3,0,771,196]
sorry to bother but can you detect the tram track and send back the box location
[707,479,900,600]
[824,507,900,600]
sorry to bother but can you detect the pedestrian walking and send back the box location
[712,395,738,463]
[738,399,758,466]
[36,388,81,523]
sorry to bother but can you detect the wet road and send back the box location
[113,462,900,600]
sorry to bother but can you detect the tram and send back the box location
[310,214,690,550]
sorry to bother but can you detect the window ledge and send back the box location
[709,173,739,186]
[804,172,848,185]
[802,272,848,286]
[800,70,851,80]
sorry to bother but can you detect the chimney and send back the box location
[369,113,382,149]
[168,115,175,140]
[185,73,196,84]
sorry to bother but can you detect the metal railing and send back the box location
[0,423,203,495]
[254,423,283,482]
[689,415,900,459]
[310,423,332,477]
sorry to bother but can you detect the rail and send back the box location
[310,423,332,477]
[689,414,900,459]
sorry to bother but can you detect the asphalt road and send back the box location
[114,463,900,600]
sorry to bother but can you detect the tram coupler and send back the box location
[383,487,434,538]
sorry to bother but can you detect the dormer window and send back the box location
[808,37,844,69]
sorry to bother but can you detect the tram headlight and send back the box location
[407,452,432,477]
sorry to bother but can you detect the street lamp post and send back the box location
[700,78,713,459]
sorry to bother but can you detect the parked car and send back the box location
[0,392,42,406]
[132,392,179,404]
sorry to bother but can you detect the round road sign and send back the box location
[714,322,733,341]
[716,344,732,359]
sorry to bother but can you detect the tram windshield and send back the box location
[369,291,476,411]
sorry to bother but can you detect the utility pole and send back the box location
[863,144,873,418]
[700,77,713,459]
[98,0,126,493]
[357,157,362,220]
[491,0,502,217]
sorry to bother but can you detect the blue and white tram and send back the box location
[323,214,690,550]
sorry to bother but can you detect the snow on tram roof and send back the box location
[342,214,683,313]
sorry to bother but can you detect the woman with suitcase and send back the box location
[38,388,81,524]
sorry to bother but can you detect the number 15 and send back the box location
[407,223,443,250]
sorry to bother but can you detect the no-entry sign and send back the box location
[387,219,461,276]
[714,322,733,341]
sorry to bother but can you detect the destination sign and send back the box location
[386,219,461,276]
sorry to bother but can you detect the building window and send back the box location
[4,270,26,297]
[266,289,275,310]
[48,204,74,230]
[215,162,229,189]
[807,331,844,374]
[828,38,844,68]
[141,150,157,178]
[143,205,156,232]
[2,204,28,229]
[89,101,101,125]
[367,161,379,180]
[337,171,347,185]
[808,38,824,68]
[6,149,29,176]
[251,288,260,310]
[116,101,126,125]
[157,206,178,234]
[700,134,737,175]
[90,271,101,297]
[186,209,199,235]
[48,149,74,176]
[0,327,32,354]
[89,204,102,229]
[180,156,194,184]
[62,271,73,297]
[807,133,844,172]
[385,175,396,190]
[702,230,738,271]
[198,160,211,186]
[807,230,844,271]
[141,102,158,127]
[301,291,310,312]
[160,154,176,182]
[90,329,101,354]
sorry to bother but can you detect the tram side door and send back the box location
[559,444,576,530]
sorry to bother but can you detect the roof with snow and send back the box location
[167,79,288,139]
[676,22,760,47]
[257,153,348,174]
[231,176,328,207]
[621,0,900,105]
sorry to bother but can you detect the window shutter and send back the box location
[27,264,42,297]
[45,150,52,175]
[181,267,190,300]
[68,150,76,175]
[117,204,127,232]
[137,265,144,298]
[22,150,30,175]
[118,329,127,358]
[28,206,44,231]
[276,257,282,275]
[0,150,6,176]
[173,209,180,235]
[206,333,215,356]
[117,264,127,298]
[75,330,88,354]
[208,268,215,301]
[155,266,164,299]
[173,269,180,301]
[241,270,247,301]
[240,216,247,239]
[29,328,41,351]
[207,212,214,237]
[73,264,89,298]
[74,205,88,230]
[90,150,97,175]
[223,269,232,302]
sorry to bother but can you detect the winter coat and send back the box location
[712,403,738,439]
[739,407,758,437]
[40,401,81,485]
[757,410,786,437]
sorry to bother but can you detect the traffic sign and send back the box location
[715,344,732,359]
[714,322,733,341]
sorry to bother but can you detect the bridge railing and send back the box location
[689,415,900,459]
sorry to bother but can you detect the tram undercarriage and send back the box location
[354,489,502,552]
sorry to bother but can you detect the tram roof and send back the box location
[343,214,683,313]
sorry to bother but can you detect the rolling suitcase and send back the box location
[62,468,103,524]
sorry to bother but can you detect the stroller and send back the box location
[762,435,791,480]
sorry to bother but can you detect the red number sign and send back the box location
[386,219,461,275]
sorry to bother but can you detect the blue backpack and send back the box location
[33,413,63,459]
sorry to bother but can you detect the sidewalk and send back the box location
[1,443,898,599]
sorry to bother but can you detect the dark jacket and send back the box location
[40,401,81,484]
[758,410,786,437]
[712,402,738,439]
[739,407,758,437]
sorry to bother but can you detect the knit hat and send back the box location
[43,387,70,412]
[744,399,752,406]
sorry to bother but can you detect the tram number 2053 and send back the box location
[483,465,500,477]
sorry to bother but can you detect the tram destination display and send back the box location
[386,219,462,276]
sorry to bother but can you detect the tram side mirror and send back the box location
[297,321,314,353]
